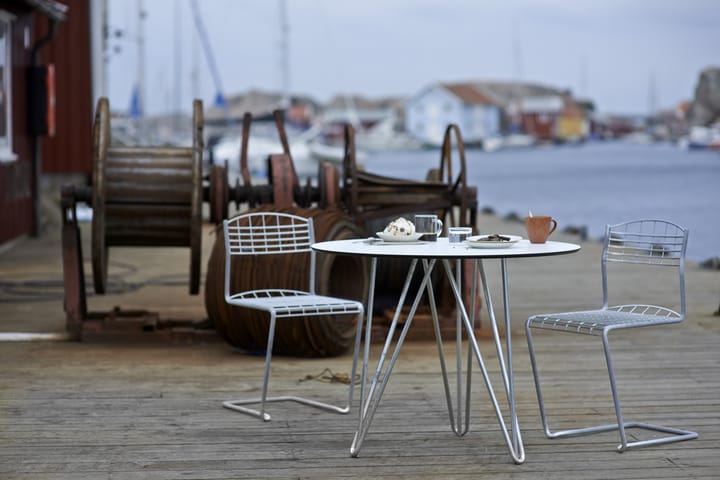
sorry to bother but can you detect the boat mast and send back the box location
[173,0,182,123]
[279,0,290,110]
[137,0,145,117]
[189,0,228,113]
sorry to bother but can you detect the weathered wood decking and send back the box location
[2,213,719,478]
[1,319,718,479]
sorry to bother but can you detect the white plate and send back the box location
[465,234,522,248]
[376,231,424,242]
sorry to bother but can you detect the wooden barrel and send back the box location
[205,206,369,357]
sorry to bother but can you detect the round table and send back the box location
[313,237,580,464]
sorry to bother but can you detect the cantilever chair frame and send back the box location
[526,219,697,452]
[222,212,365,421]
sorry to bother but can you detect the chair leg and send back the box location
[526,320,698,450]
[525,320,560,439]
[601,332,698,452]
[223,313,363,421]
[527,323,620,439]
[223,316,278,421]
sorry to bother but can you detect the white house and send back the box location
[405,83,501,147]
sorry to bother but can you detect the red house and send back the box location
[0,0,92,246]
[518,95,564,142]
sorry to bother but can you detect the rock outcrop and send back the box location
[687,67,720,126]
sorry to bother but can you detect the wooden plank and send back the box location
[1,321,718,480]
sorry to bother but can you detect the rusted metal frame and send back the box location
[60,185,87,340]
[352,200,455,224]
[439,124,470,228]
[239,112,255,205]
[60,183,217,342]
[341,121,475,232]
[342,124,360,217]
[273,109,299,191]
[354,171,448,188]
[317,161,340,209]
[208,162,229,224]
[268,154,296,207]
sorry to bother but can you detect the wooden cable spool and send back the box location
[205,206,369,357]
[91,97,204,294]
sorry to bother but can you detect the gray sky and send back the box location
[106,0,720,117]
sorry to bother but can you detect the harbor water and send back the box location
[353,141,719,263]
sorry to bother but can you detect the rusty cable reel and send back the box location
[90,97,204,295]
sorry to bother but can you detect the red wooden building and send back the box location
[0,0,92,246]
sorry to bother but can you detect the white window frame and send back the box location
[0,10,17,163]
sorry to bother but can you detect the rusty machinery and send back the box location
[61,98,478,346]
[207,112,477,232]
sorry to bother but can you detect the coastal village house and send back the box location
[516,95,590,142]
[405,82,501,147]
[405,80,591,146]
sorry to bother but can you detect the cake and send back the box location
[383,217,416,237]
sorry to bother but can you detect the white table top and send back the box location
[312,237,580,259]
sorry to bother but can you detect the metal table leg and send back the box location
[350,256,526,464]
[425,259,472,437]
[442,259,526,464]
[351,257,472,456]
[351,258,436,457]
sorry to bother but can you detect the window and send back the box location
[0,11,16,163]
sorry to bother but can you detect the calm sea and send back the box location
[347,141,719,262]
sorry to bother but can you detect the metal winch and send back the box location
[60,97,479,350]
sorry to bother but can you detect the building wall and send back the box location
[35,0,92,175]
[520,112,557,141]
[405,86,462,147]
[0,7,34,244]
[406,85,501,146]
[460,104,500,144]
[0,0,92,246]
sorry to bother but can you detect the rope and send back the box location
[298,368,359,385]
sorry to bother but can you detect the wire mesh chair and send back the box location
[526,219,697,452]
[222,212,365,421]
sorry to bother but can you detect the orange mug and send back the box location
[525,216,558,244]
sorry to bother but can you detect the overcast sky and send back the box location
[105,0,720,117]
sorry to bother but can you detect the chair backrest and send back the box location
[223,212,317,298]
[601,219,688,316]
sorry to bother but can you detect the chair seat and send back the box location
[528,305,682,336]
[228,289,363,318]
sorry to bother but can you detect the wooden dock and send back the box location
[1,318,718,479]
[2,213,719,478]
